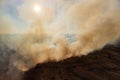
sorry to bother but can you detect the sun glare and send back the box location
[33,4,42,13]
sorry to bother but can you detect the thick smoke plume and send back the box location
[0,0,120,80]
[13,0,120,71]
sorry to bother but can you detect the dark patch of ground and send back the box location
[24,46,120,80]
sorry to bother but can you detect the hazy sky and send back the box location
[0,0,120,34]
[0,0,30,34]
[0,0,82,34]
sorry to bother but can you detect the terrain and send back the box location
[24,46,120,80]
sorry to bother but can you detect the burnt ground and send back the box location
[0,41,120,80]
[24,46,120,80]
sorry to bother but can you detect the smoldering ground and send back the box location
[0,0,120,80]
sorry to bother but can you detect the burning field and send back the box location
[0,0,120,80]
[0,38,120,80]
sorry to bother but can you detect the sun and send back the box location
[33,4,42,13]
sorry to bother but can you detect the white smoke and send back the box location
[13,0,120,71]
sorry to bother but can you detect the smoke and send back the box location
[0,0,120,80]
[0,0,8,8]
[0,0,11,34]
[0,13,13,34]
[10,0,120,72]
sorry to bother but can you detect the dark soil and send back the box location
[24,46,120,80]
